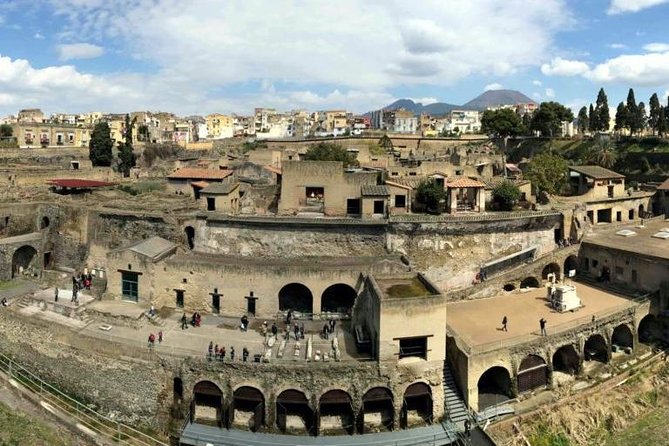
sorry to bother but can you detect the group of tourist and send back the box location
[473,269,489,285]
[500,316,548,336]
[321,319,336,340]
[180,312,202,329]
[147,331,163,348]
[207,342,251,362]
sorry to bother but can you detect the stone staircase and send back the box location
[15,296,30,310]
[146,312,166,327]
[443,362,469,425]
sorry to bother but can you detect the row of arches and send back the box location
[186,381,432,436]
[477,322,643,410]
[278,283,357,315]
[503,255,581,292]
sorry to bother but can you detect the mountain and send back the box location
[380,99,461,116]
[461,89,535,110]
[374,89,535,116]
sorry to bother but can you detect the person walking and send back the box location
[158,330,163,344]
[540,318,547,336]
[220,346,226,361]
[502,316,508,332]
[148,333,155,349]
[54,287,59,302]
[208,341,214,360]
[230,346,235,361]
[181,313,188,330]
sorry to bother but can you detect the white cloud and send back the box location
[33,32,45,40]
[608,43,627,49]
[413,97,438,105]
[545,88,556,98]
[484,82,504,91]
[541,57,590,76]
[643,42,669,52]
[585,51,669,85]
[56,43,104,61]
[532,92,542,100]
[43,0,571,103]
[532,80,542,86]
[607,0,669,14]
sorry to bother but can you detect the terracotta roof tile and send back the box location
[447,177,486,188]
[167,168,233,180]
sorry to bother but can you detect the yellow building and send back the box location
[324,110,348,133]
[206,114,234,139]
[12,123,91,148]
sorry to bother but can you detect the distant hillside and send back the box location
[374,89,534,116]
[462,90,535,110]
[381,99,461,116]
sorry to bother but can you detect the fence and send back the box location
[0,352,168,446]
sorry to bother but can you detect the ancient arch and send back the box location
[520,276,540,289]
[503,283,516,292]
[541,263,561,280]
[552,344,580,375]
[477,366,512,410]
[517,354,548,393]
[321,284,357,314]
[563,255,578,277]
[318,389,354,435]
[401,382,432,429]
[612,324,634,350]
[192,381,224,426]
[40,216,50,229]
[639,204,645,218]
[584,334,609,363]
[231,386,265,432]
[638,315,660,344]
[276,389,313,435]
[12,245,38,278]
[279,283,313,314]
[360,387,394,433]
[184,226,195,250]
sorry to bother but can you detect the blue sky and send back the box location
[2,0,669,116]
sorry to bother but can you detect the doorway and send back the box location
[175,289,184,308]
[207,197,216,211]
[43,252,52,269]
[246,292,257,316]
[373,200,384,214]
[212,294,220,314]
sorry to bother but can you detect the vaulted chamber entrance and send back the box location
[517,355,548,393]
[400,382,432,429]
[192,381,224,427]
[318,390,354,436]
[279,283,313,315]
[229,386,264,432]
[276,389,314,436]
[359,387,394,433]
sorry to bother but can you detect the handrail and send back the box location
[0,351,168,446]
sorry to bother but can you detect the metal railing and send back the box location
[0,352,168,446]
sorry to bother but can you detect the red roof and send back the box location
[47,179,115,188]
[447,177,486,188]
[263,165,282,175]
[190,181,210,188]
[658,178,669,190]
[167,168,233,180]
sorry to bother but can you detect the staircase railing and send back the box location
[0,352,168,446]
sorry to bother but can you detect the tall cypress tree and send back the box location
[588,104,596,132]
[117,114,137,177]
[649,93,661,134]
[658,106,667,137]
[626,88,639,135]
[595,88,610,132]
[637,101,647,134]
[577,106,588,134]
[89,122,113,166]
[614,102,627,133]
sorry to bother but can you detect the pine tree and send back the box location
[89,122,113,166]
[588,104,596,132]
[595,88,610,132]
[626,88,639,135]
[117,114,137,177]
[577,106,588,134]
[658,106,667,137]
[649,93,661,135]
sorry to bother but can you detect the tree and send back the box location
[492,181,521,211]
[587,141,618,169]
[530,102,574,137]
[137,124,149,142]
[588,104,596,132]
[415,179,446,213]
[117,114,137,177]
[626,88,640,135]
[302,142,359,167]
[0,124,12,138]
[636,101,647,134]
[378,134,394,153]
[614,102,627,133]
[89,122,113,167]
[649,93,661,134]
[480,108,524,138]
[595,88,610,132]
[525,152,569,195]
[577,106,588,134]
[658,106,667,137]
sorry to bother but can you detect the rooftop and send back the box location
[657,178,669,190]
[360,185,390,197]
[569,165,625,180]
[447,177,486,188]
[200,182,239,195]
[126,236,177,262]
[47,179,115,188]
[447,281,636,350]
[374,275,437,299]
[582,218,669,261]
[167,168,233,181]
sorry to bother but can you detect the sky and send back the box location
[2,0,669,116]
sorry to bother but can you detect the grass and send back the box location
[385,277,433,298]
[604,407,669,446]
[0,281,20,292]
[0,400,74,446]
[117,181,165,196]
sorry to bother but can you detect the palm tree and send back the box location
[587,142,618,169]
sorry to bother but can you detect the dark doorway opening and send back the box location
[276,389,313,436]
[278,283,313,314]
[211,290,221,314]
[173,377,183,402]
[638,315,660,344]
[12,245,38,278]
[40,216,50,229]
[359,387,394,433]
[597,208,612,223]
[584,334,609,363]
[192,381,224,427]
[43,252,52,269]
[373,200,385,214]
[503,283,516,292]
[552,344,580,375]
[477,367,512,410]
[207,197,216,211]
[517,355,548,393]
[541,263,561,280]
[346,198,361,215]
[612,324,633,351]
[401,383,432,429]
[318,390,354,436]
[185,226,195,250]
[246,292,257,316]
[230,386,265,432]
[175,290,184,308]
[520,277,540,288]
[564,255,578,278]
[320,284,356,314]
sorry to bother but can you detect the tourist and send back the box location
[195,313,201,327]
[322,324,329,340]
[214,344,219,356]
[502,316,508,332]
[464,419,471,437]
[329,319,336,333]
[158,330,163,344]
[294,323,300,340]
[191,313,196,327]
[240,315,249,331]
[242,347,249,362]
[230,346,235,361]
[180,313,188,330]
[54,287,59,302]
[208,341,213,359]
[540,318,547,336]
[220,346,226,361]
[149,305,156,317]
[299,323,305,340]
[286,310,293,325]
[0,298,7,307]
[271,322,278,336]
[148,333,155,349]
[261,321,268,335]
